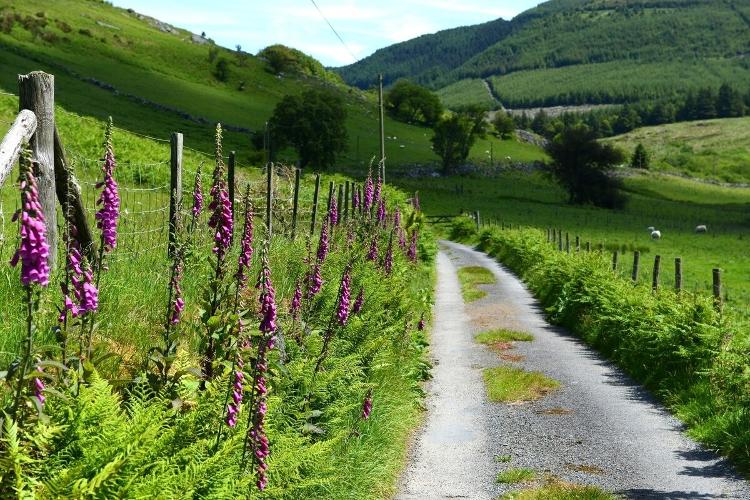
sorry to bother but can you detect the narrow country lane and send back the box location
[397,240,750,499]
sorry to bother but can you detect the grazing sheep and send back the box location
[651,230,662,240]
[647,226,655,232]
[695,225,708,233]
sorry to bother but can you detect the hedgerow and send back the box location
[453,218,750,471]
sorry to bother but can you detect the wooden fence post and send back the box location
[565,232,570,253]
[652,255,661,291]
[326,181,334,213]
[675,257,682,292]
[291,167,300,240]
[53,128,96,262]
[586,242,591,252]
[344,181,350,221]
[168,132,183,257]
[575,235,580,251]
[713,268,722,309]
[266,163,273,239]
[612,250,618,271]
[558,230,563,252]
[19,71,56,268]
[632,251,640,282]
[310,174,320,236]
[228,151,236,216]
[337,184,343,225]
[0,110,36,188]
[475,211,481,231]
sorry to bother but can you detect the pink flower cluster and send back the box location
[226,355,244,428]
[208,125,233,263]
[336,265,352,326]
[316,223,329,263]
[329,196,338,226]
[95,132,120,252]
[236,198,254,287]
[307,263,323,298]
[361,390,373,420]
[418,313,425,331]
[192,168,203,218]
[366,236,378,262]
[352,287,364,315]
[33,366,45,407]
[364,173,374,212]
[377,197,386,225]
[352,189,360,211]
[10,160,50,287]
[170,261,185,325]
[408,230,418,263]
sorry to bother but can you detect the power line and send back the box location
[308,0,358,63]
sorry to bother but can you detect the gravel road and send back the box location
[396,240,750,499]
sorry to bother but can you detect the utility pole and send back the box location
[378,73,385,184]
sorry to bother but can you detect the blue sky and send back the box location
[110,1,541,67]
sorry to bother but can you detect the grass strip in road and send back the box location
[497,468,536,484]
[457,266,495,302]
[477,328,534,343]
[502,480,617,499]
[483,366,560,402]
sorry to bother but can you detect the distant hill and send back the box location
[337,0,750,110]
[0,0,525,168]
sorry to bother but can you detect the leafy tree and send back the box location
[531,110,551,136]
[546,124,626,209]
[431,107,487,174]
[268,88,348,169]
[212,57,229,82]
[631,143,649,169]
[492,111,515,139]
[385,80,443,125]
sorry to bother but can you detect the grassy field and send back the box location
[394,170,750,312]
[436,78,498,110]
[607,117,750,184]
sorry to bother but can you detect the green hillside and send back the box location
[607,117,750,183]
[0,0,528,170]
[338,0,750,109]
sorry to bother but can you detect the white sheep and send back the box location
[651,230,662,240]
[695,225,708,233]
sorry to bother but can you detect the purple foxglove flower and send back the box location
[336,265,352,326]
[329,196,338,227]
[366,236,378,262]
[208,124,233,263]
[170,261,185,325]
[418,313,425,331]
[10,156,50,287]
[364,172,374,212]
[59,233,83,323]
[79,262,99,313]
[316,223,329,263]
[352,287,364,314]
[192,167,203,218]
[290,278,302,320]
[398,227,406,250]
[307,262,323,298]
[95,119,120,252]
[33,366,45,407]
[352,189,360,211]
[373,176,382,209]
[377,197,386,225]
[383,235,394,275]
[393,207,401,229]
[235,194,254,288]
[361,390,373,420]
[226,356,244,427]
[407,230,418,263]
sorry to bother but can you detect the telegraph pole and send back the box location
[378,73,385,184]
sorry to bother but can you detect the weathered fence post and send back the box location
[19,71,57,267]
[228,150,236,216]
[675,257,682,292]
[310,174,320,236]
[713,268,722,309]
[475,211,481,231]
[168,132,183,257]
[326,181,334,212]
[612,250,618,271]
[575,235,580,252]
[558,230,563,252]
[652,255,661,291]
[291,167,300,240]
[266,162,273,239]
[0,110,36,188]
[565,232,570,253]
[336,184,343,225]
[586,242,591,252]
[343,181,350,221]
[632,251,640,282]
[54,128,96,261]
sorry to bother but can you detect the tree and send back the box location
[268,88,348,169]
[212,57,229,82]
[631,143,649,169]
[531,110,552,137]
[546,124,626,209]
[385,80,443,126]
[717,83,745,118]
[492,111,515,139]
[431,107,487,174]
